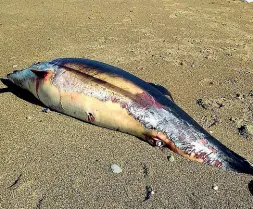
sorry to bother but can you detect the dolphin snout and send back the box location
[6,70,20,82]
[6,72,14,78]
[6,70,20,78]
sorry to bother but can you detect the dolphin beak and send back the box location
[3,71,17,80]
[6,73,13,80]
[7,70,19,76]
[5,70,21,83]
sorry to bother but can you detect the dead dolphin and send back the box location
[6,58,253,175]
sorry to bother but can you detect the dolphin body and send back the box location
[6,58,253,175]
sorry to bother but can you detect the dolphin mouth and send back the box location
[6,73,13,80]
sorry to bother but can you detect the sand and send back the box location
[0,0,253,208]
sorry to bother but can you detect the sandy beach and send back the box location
[0,0,253,208]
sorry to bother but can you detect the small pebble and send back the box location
[26,116,32,120]
[212,185,218,191]
[245,125,253,135]
[110,164,122,174]
[42,108,50,113]
[167,155,175,162]
[12,65,18,68]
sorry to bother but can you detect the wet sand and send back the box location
[0,0,253,208]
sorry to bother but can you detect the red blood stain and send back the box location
[214,160,222,167]
[32,70,50,79]
[36,78,40,94]
[153,135,163,140]
[88,113,95,122]
[143,134,157,146]
[121,103,127,108]
[200,138,207,145]
[111,97,120,103]
[136,92,163,109]
[34,71,51,94]
[195,152,208,160]
[209,146,217,153]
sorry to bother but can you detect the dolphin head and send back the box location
[7,68,34,90]
[6,61,56,93]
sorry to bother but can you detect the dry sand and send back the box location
[0,0,253,208]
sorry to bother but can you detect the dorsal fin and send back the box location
[148,82,174,102]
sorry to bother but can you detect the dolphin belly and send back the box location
[58,91,147,139]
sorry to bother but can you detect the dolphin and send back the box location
[5,58,253,175]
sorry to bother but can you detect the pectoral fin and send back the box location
[31,69,51,78]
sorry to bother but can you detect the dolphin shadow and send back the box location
[249,180,253,196]
[0,78,44,107]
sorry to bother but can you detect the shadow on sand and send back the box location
[0,78,43,107]
[249,180,253,196]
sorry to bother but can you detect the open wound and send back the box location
[88,112,95,122]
